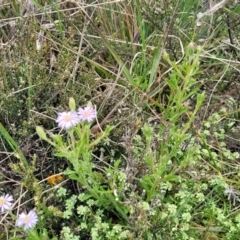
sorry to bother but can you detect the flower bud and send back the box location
[69,97,76,111]
[36,126,47,140]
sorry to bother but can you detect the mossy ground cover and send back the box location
[1,0,240,239]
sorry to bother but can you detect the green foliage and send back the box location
[0,122,29,168]
[9,228,57,240]
[37,99,129,222]
[58,190,130,240]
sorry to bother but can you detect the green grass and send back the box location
[1,0,240,239]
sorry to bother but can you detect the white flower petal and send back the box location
[16,210,38,230]
[78,106,96,122]
[0,194,13,213]
[56,111,80,129]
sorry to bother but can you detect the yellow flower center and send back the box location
[24,215,30,223]
[83,110,90,117]
[0,198,6,204]
[63,114,71,122]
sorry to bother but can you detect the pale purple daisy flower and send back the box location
[78,106,96,122]
[56,111,80,130]
[16,210,38,230]
[0,193,13,213]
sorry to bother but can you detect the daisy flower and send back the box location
[16,210,38,230]
[78,106,96,122]
[0,193,13,213]
[56,111,80,130]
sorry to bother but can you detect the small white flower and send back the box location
[0,194,13,213]
[16,210,38,230]
[78,106,96,122]
[56,111,80,130]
